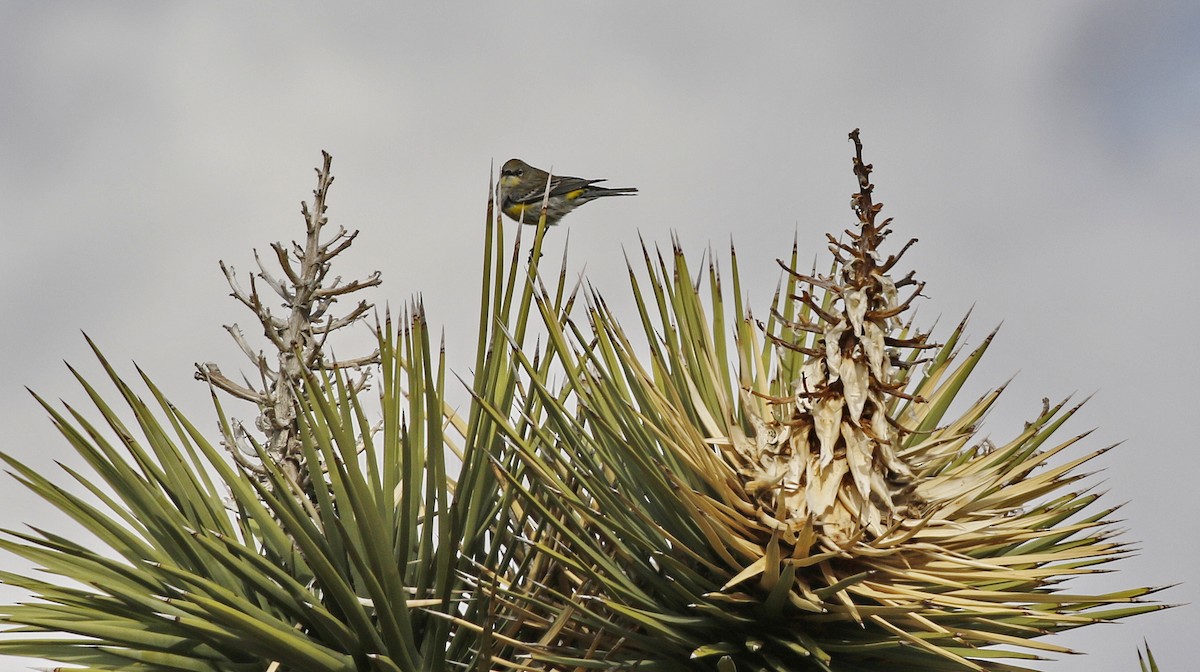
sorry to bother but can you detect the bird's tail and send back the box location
[594,186,638,197]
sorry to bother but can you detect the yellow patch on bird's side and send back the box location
[564,189,585,201]
[504,203,529,219]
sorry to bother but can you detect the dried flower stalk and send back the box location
[195,152,381,488]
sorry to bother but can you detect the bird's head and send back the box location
[499,158,530,192]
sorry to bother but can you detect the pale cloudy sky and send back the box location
[2,3,1198,671]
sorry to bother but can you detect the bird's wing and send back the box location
[510,175,604,204]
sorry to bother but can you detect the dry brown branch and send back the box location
[195,151,381,489]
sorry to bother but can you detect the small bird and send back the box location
[498,158,637,226]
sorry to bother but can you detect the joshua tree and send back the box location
[0,133,1168,672]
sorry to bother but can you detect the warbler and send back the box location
[498,158,637,226]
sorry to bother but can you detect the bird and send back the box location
[498,158,637,226]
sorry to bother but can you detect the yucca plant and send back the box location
[0,133,1170,672]
[476,130,1169,671]
[1138,642,1160,672]
[0,157,552,671]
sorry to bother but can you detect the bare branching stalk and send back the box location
[195,151,381,489]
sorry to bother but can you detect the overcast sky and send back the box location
[2,3,1197,670]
